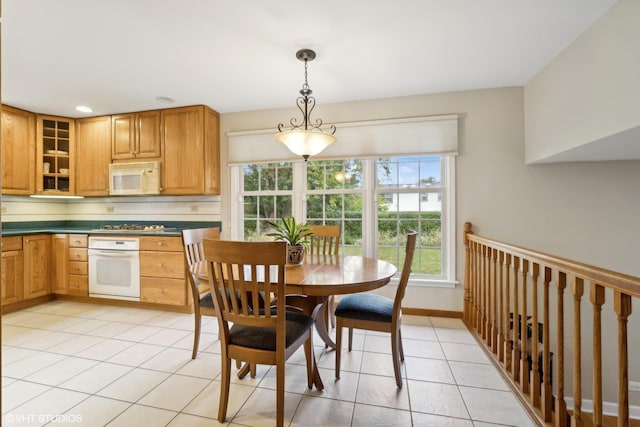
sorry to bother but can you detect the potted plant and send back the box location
[266,217,314,264]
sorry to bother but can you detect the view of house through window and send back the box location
[236,155,453,282]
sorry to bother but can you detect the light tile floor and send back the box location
[2,301,536,426]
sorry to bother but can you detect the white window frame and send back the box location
[230,155,457,288]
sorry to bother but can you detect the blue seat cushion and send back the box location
[229,312,314,351]
[335,293,393,323]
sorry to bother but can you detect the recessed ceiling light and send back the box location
[75,105,93,113]
[156,96,175,104]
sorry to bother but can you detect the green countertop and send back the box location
[1,220,222,237]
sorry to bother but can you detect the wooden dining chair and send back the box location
[181,227,220,359]
[308,224,341,328]
[334,230,417,387]
[203,238,317,427]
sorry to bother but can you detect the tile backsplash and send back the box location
[0,195,222,223]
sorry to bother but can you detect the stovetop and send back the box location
[97,224,170,231]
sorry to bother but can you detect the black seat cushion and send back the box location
[229,312,314,351]
[335,293,393,323]
[199,292,214,309]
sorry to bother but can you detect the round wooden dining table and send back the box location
[281,253,398,349]
[193,253,398,349]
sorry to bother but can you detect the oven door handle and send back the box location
[89,250,138,257]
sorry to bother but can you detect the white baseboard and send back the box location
[564,397,640,420]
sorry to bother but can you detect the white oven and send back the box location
[88,236,140,301]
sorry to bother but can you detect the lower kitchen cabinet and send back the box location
[1,236,25,306]
[68,234,88,296]
[139,236,188,306]
[52,234,88,296]
[23,234,51,300]
[52,234,69,294]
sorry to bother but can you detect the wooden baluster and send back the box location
[571,276,584,427]
[512,256,520,382]
[492,248,498,354]
[555,271,568,427]
[542,267,553,422]
[531,262,540,407]
[476,242,483,334]
[498,251,505,363]
[590,283,605,427]
[614,291,632,427]
[463,223,472,324]
[504,253,513,374]
[520,259,530,395]
[484,245,491,342]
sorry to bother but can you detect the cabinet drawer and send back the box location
[69,235,88,247]
[139,236,183,252]
[68,274,88,296]
[141,277,186,305]
[2,236,23,251]
[140,251,185,279]
[69,248,88,261]
[69,261,88,275]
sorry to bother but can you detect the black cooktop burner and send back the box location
[99,224,166,231]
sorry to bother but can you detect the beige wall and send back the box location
[524,0,640,163]
[220,86,640,313]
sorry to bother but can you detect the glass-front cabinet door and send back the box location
[36,115,75,194]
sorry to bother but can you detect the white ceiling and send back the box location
[2,0,618,118]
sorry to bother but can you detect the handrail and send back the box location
[463,222,639,427]
[464,223,640,298]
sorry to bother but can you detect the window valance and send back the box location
[227,114,458,165]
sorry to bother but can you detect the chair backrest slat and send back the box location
[393,230,418,315]
[181,227,221,300]
[204,239,287,329]
[309,225,341,255]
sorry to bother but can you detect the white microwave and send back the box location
[109,161,161,195]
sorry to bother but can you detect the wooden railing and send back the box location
[463,222,639,427]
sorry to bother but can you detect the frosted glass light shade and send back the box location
[276,130,337,159]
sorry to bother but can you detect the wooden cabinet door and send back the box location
[161,106,205,195]
[112,111,160,160]
[136,110,161,158]
[204,107,220,194]
[111,113,136,160]
[1,248,24,306]
[1,105,36,195]
[23,234,50,299]
[76,116,111,196]
[52,234,69,294]
[36,115,75,194]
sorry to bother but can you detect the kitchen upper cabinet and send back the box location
[1,236,24,306]
[76,116,112,196]
[23,234,51,300]
[36,115,75,195]
[161,105,220,195]
[112,110,161,160]
[1,105,36,195]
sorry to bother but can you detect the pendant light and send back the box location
[276,49,336,161]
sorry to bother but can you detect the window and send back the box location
[306,159,364,255]
[240,163,293,241]
[232,155,456,286]
[376,156,444,277]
